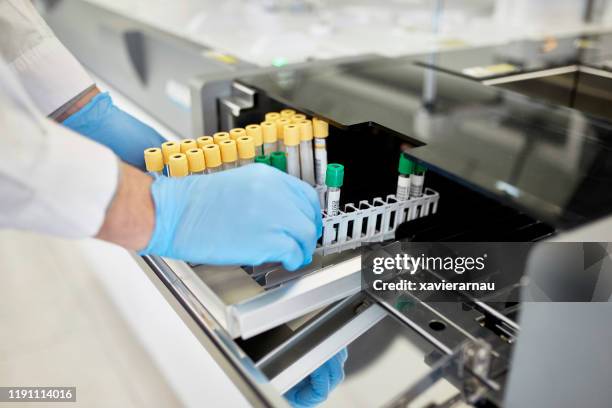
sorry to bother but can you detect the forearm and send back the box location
[52,85,159,249]
[96,162,155,250]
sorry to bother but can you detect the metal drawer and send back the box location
[140,252,362,340]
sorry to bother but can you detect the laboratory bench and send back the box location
[38,1,612,405]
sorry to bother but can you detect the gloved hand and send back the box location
[285,348,348,408]
[140,164,322,270]
[62,92,166,169]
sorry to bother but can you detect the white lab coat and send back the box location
[0,0,118,238]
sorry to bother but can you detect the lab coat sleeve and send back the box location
[0,61,119,238]
[0,0,94,115]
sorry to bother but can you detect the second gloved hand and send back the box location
[62,92,166,169]
[140,164,322,270]
[285,348,348,408]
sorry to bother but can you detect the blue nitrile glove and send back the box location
[62,92,166,169]
[139,164,322,270]
[285,348,348,408]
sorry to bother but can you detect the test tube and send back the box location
[213,132,231,144]
[270,151,287,172]
[261,121,278,155]
[276,118,291,151]
[220,139,238,170]
[168,153,189,178]
[410,164,427,198]
[325,164,344,216]
[161,141,180,173]
[180,139,197,153]
[245,124,264,155]
[144,148,164,177]
[197,136,214,149]
[396,153,414,201]
[237,136,256,166]
[229,128,247,141]
[255,155,271,165]
[203,144,222,173]
[323,164,344,246]
[298,120,315,185]
[291,113,306,124]
[312,118,329,187]
[280,108,295,119]
[283,124,301,178]
[265,112,281,122]
[186,148,206,175]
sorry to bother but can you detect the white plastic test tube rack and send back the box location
[315,187,440,256]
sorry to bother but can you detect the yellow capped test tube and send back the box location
[186,148,206,174]
[169,153,189,178]
[261,121,278,155]
[161,141,180,163]
[312,118,329,187]
[237,136,256,166]
[280,108,295,118]
[213,132,231,144]
[229,128,247,141]
[220,139,238,170]
[265,112,280,122]
[144,148,164,176]
[291,114,306,124]
[276,118,291,151]
[180,139,197,153]
[161,141,180,173]
[245,124,264,155]
[203,144,222,173]
[197,136,214,149]
[298,120,315,185]
[283,124,301,178]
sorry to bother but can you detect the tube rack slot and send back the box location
[317,187,440,256]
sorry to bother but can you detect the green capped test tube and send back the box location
[396,153,414,201]
[323,163,344,246]
[270,151,287,172]
[325,163,344,217]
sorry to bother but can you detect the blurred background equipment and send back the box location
[34,0,612,136]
